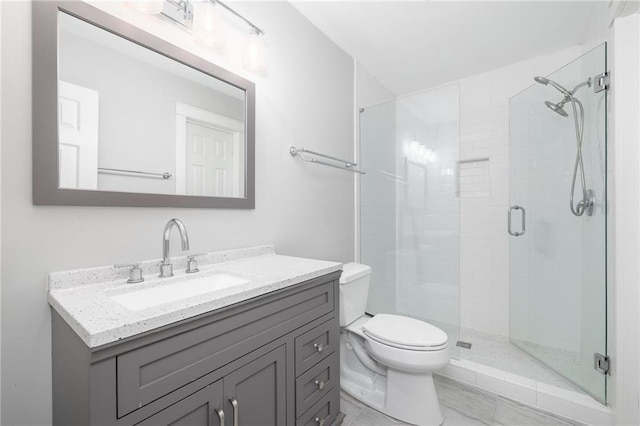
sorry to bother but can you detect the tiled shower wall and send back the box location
[456,46,584,336]
[357,44,601,338]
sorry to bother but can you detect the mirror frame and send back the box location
[32,1,256,208]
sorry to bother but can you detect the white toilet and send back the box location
[339,263,450,426]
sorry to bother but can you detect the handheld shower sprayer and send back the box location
[533,76,594,217]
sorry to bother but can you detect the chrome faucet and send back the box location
[159,218,190,278]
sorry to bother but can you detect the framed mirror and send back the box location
[33,1,255,208]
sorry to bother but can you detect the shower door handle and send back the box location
[508,206,526,237]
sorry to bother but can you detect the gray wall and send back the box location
[0,1,3,422]
[355,62,395,111]
[1,1,354,424]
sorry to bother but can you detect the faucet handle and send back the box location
[115,263,144,284]
[186,253,205,274]
[157,260,173,278]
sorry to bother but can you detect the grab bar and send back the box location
[508,205,526,237]
[290,146,365,174]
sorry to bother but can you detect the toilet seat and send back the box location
[363,314,448,352]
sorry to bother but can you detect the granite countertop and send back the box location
[48,245,342,348]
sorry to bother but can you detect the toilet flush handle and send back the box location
[313,343,324,353]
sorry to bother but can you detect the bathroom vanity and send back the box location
[48,246,343,426]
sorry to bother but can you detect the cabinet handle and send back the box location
[314,379,325,390]
[215,408,225,425]
[313,343,324,353]
[314,415,330,426]
[229,398,239,426]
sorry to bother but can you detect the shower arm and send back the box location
[570,79,592,95]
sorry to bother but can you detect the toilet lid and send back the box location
[363,314,448,349]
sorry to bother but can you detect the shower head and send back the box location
[534,76,590,118]
[544,100,569,117]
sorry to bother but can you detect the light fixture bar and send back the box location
[158,0,264,35]
[214,0,264,35]
[161,0,192,29]
[143,0,267,71]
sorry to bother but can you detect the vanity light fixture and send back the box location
[132,0,266,71]
[192,0,225,48]
[243,27,266,71]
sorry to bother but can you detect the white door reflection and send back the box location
[186,122,234,197]
[58,80,99,190]
[175,103,244,197]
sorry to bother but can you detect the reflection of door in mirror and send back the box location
[186,122,235,197]
[58,80,99,190]
[175,103,244,198]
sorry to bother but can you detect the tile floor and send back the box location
[341,375,585,426]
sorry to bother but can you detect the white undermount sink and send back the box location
[110,273,250,311]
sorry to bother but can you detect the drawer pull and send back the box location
[314,379,325,390]
[313,343,324,353]
[229,398,239,426]
[215,408,225,425]
[314,415,330,426]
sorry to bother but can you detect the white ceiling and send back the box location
[291,1,612,95]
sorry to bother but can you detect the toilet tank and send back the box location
[339,263,372,326]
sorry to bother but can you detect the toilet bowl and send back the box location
[339,263,450,426]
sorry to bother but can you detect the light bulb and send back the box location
[425,148,436,162]
[243,29,266,72]
[133,0,163,14]
[409,138,421,156]
[193,0,225,48]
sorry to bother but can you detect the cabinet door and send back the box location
[136,380,224,426]
[224,346,287,426]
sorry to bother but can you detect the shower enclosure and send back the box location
[359,42,608,406]
[359,85,461,358]
[509,43,608,403]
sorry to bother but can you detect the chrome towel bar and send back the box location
[98,167,173,180]
[289,146,365,174]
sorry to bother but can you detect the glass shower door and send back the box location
[509,44,607,403]
[360,85,460,359]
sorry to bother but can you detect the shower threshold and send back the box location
[460,328,578,391]
[436,327,612,425]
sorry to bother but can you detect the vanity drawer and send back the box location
[117,280,334,418]
[296,353,338,418]
[295,319,338,376]
[296,385,340,426]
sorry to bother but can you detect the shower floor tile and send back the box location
[458,327,581,392]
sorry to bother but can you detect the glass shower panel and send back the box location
[360,100,398,318]
[509,44,607,403]
[360,85,460,358]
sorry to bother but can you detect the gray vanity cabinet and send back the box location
[138,346,286,426]
[52,271,342,426]
[137,380,224,426]
[223,346,287,425]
